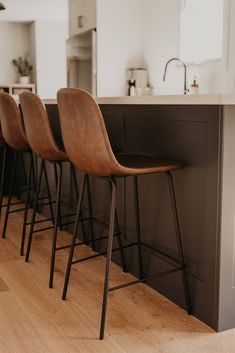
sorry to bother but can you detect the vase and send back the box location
[19,76,30,84]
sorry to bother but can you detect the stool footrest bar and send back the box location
[6,198,57,214]
[55,230,126,252]
[32,225,55,233]
[9,207,27,213]
[84,231,122,244]
[108,267,182,293]
[36,201,56,208]
[72,242,137,265]
[141,241,181,267]
[59,216,90,228]
[26,217,53,226]
[2,195,54,209]
[2,199,25,207]
[92,216,120,232]
[59,212,76,218]
[56,231,122,252]
[56,242,81,251]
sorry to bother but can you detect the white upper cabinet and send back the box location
[180,0,224,64]
[69,0,96,36]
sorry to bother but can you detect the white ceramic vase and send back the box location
[19,76,30,84]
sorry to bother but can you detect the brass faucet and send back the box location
[163,58,189,95]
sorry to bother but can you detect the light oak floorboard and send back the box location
[0,274,9,293]
[0,199,235,353]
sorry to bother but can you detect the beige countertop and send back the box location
[43,94,235,105]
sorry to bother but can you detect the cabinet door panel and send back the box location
[83,0,96,32]
[69,0,96,36]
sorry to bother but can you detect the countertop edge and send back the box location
[43,94,235,106]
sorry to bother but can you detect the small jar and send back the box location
[190,77,199,95]
[144,83,153,96]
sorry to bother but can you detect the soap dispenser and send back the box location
[190,76,199,95]
[144,82,154,96]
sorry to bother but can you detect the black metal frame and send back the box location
[62,174,127,301]
[1,151,56,256]
[61,171,191,340]
[24,159,94,289]
[1,150,37,240]
[0,147,98,290]
[100,172,191,339]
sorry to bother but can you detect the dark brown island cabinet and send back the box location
[19,94,235,332]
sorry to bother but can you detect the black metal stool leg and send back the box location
[31,155,39,211]
[69,164,73,208]
[123,177,127,242]
[44,162,55,224]
[25,160,44,262]
[70,164,87,243]
[20,152,33,256]
[69,163,75,208]
[19,151,28,188]
[70,164,79,201]
[99,178,117,340]
[167,171,192,315]
[2,151,18,239]
[32,154,37,187]
[49,162,63,288]
[133,175,144,280]
[107,180,127,273]
[86,175,96,251]
[114,208,127,273]
[0,145,7,220]
[62,173,86,300]
[53,163,62,230]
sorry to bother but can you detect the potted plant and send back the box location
[12,55,33,84]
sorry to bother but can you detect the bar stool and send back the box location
[57,88,192,340]
[19,92,95,289]
[0,92,44,255]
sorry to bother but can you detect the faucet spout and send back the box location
[163,58,189,95]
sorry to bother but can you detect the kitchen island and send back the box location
[38,95,235,332]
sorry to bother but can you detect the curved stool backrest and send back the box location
[0,93,29,150]
[19,92,66,161]
[57,88,120,176]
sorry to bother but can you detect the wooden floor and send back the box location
[0,200,235,353]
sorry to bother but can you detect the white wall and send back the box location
[0,0,68,98]
[96,0,227,96]
[143,0,182,94]
[0,0,68,22]
[222,0,235,93]
[142,0,232,95]
[34,21,68,99]
[0,22,31,83]
[29,22,36,84]
[97,0,144,96]
[187,62,223,94]
[97,0,234,96]
[2,0,230,96]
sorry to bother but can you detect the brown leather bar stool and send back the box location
[19,91,94,289]
[0,92,45,255]
[0,93,56,255]
[57,88,192,340]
